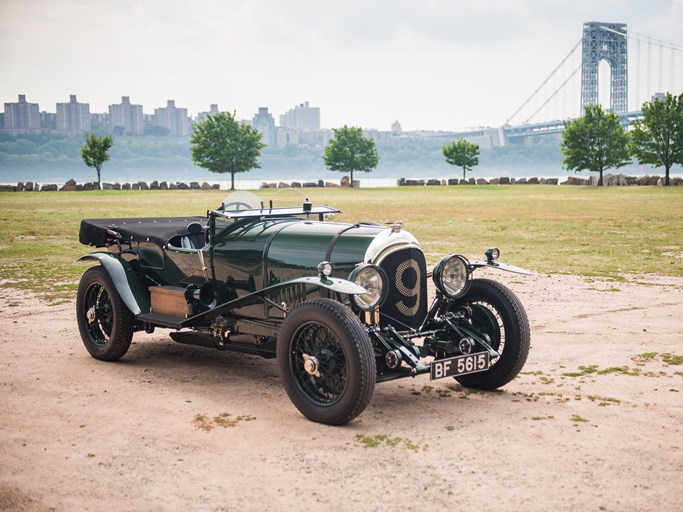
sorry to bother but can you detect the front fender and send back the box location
[469,260,532,275]
[78,252,151,315]
[287,275,366,295]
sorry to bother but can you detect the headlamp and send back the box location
[432,254,471,298]
[485,247,500,263]
[348,264,388,311]
[317,261,333,277]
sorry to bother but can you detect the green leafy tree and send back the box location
[81,132,114,189]
[190,111,265,190]
[442,139,480,180]
[144,121,170,137]
[630,92,683,186]
[323,126,379,187]
[561,104,631,186]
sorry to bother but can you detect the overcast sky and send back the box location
[1,0,682,131]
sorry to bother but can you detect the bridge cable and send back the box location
[504,39,581,125]
[503,27,682,127]
[524,64,581,124]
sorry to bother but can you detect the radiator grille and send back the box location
[378,248,427,330]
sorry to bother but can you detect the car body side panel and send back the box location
[164,247,207,281]
[266,222,383,284]
[207,219,385,323]
[211,219,383,289]
[211,219,289,295]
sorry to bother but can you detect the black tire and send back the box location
[76,266,135,361]
[277,298,375,425]
[450,278,530,390]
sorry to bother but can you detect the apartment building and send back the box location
[109,96,144,135]
[3,94,41,133]
[154,100,191,137]
[56,94,91,134]
[279,101,320,131]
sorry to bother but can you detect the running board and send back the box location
[136,312,184,329]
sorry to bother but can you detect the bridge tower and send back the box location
[581,22,628,114]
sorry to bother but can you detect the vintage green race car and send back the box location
[76,195,530,425]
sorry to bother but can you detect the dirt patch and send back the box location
[1,273,682,511]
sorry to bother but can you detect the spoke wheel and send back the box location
[292,322,348,404]
[449,278,530,390]
[76,266,134,361]
[469,302,503,363]
[278,299,375,425]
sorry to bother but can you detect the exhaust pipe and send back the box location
[185,282,216,309]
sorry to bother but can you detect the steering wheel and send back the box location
[222,200,254,211]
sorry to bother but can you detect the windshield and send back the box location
[220,191,262,212]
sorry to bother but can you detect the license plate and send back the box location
[430,352,491,380]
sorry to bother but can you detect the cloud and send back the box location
[1,0,681,131]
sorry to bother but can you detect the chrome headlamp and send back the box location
[432,254,471,298]
[317,261,333,278]
[348,264,388,311]
[485,247,500,263]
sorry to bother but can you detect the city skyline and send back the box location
[1,1,682,132]
[1,93,325,134]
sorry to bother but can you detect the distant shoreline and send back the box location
[3,173,682,191]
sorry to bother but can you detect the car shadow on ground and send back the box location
[98,332,524,427]
[119,333,281,382]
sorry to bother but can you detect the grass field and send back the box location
[1,185,682,302]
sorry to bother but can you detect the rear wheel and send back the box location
[76,266,134,361]
[277,298,375,425]
[450,278,530,389]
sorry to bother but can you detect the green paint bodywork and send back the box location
[211,218,382,291]
[80,218,382,321]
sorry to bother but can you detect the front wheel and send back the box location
[450,278,530,390]
[277,298,376,425]
[76,266,134,361]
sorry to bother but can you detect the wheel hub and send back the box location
[459,337,473,354]
[86,305,97,324]
[303,353,321,378]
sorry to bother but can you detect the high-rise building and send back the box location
[56,95,91,134]
[279,101,320,131]
[109,96,144,135]
[154,100,190,136]
[196,104,219,123]
[251,107,276,146]
[3,94,41,133]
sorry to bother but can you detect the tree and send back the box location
[81,132,114,189]
[190,111,265,190]
[630,92,683,186]
[561,104,631,186]
[144,122,170,137]
[323,126,379,187]
[442,140,480,180]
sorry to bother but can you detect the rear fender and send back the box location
[78,252,151,315]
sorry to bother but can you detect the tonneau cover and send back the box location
[79,217,207,248]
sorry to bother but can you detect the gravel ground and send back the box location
[1,272,682,512]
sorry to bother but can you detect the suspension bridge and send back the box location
[453,21,683,147]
